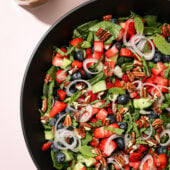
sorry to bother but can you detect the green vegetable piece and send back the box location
[108,87,125,95]
[73,162,84,170]
[144,15,161,27]
[88,72,106,85]
[51,151,64,169]
[81,132,93,145]
[62,150,73,162]
[144,26,161,36]
[133,98,153,109]
[142,57,151,77]
[44,130,54,140]
[92,80,107,93]
[153,34,170,55]
[89,120,102,127]
[79,146,96,158]
[104,127,124,135]
[134,16,144,34]
[81,41,91,48]
[89,21,121,41]
[61,58,72,69]
[136,140,148,145]
[121,62,134,72]
[69,91,82,104]
[87,32,93,43]
[77,154,96,167]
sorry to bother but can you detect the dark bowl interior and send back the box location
[21,0,170,169]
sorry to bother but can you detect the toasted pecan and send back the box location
[96,28,112,42]
[44,73,52,83]
[101,157,107,168]
[41,98,47,112]
[126,71,135,82]
[63,115,72,127]
[132,71,146,77]
[80,122,92,129]
[127,82,136,91]
[103,15,112,21]
[152,119,163,128]
[74,128,86,138]
[103,64,113,77]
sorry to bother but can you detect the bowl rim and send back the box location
[20,0,95,169]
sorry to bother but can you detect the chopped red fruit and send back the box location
[129,152,143,162]
[130,91,138,98]
[153,76,168,86]
[57,89,66,101]
[92,107,100,115]
[55,47,68,58]
[42,142,53,151]
[151,62,166,75]
[116,28,125,41]
[99,137,117,156]
[70,38,83,46]
[106,82,114,89]
[125,19,135,35]
[88,91,98,102]
[120,48,133,57]
[93,51,103,60]
[90,137,99,147]
[90,118,97,123]
[153,153,167,168]
[107,107,113,114]
[137,144,148,153]
[94,41,104,53]
[136,120,143,128]
[52,56,63,67]
[49,101,67,117]
[124,165,130,170]
[143,157,156,170]
[86,48,92,55]
[96,108,108,121]
[129,161,140,169]
[72,60,83,68]
[56,70,67,83]
[105,44,119,58]
[122,74,129,82]
[113,78,122,87]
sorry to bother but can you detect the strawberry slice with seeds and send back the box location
[57,90,66,101]
[129,161,140,169]
[153,153,167,168]
[90,137,99,147]
[93,51,103,60]
[105,44,119,58]
[56,70,67,83]
[153,76,168,86]
[151,62,166,75]
[120,48,133,57]
[94,41,104,53]
[96,108,108,121]
[129,152,143,162]
[86,48,92,55]
[49,101,67,117]
[116,28,125,41]
[70,38,83,46]
[52,56,63,67]
[126,19,135,35]
[99,137,117,156]
[72,60,83,68]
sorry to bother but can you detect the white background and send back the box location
[0,0,87,169]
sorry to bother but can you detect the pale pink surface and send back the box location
[0,0,88,169]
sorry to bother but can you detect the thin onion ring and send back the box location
[142,122,153,140]
[79,105,93,122]
[160,129,170,146]
[139,154,153,170]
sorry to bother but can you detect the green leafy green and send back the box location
[81,41,91,48]
[153,34,170,55]
[108,87,125,94]
[81,132,93,145]
[144,15,161,27]
[87,32,93,43]
[69,91,82,104]
[144,26,161,35]
[136,140,147,145]
[104,127,124,135]
[79,146,96,158]
[72,119,78,127]
[47,66,56,78]
[118,11,137,21]
[99,95,110,108]
[121,62,134,72]
[43,83,48,97]
[160,112,170,127]
[89,21,121,42]
[142,57,151,77]
[134,16,144,34]
[51,151,64,169]
[163,68,170,79]
[89,120,102,127]
[88,72,106,85]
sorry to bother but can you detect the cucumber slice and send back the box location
[77,154,96,167]
[73,163,84,170]
[44,130,54,140]
[133,98,153,109]
[92,80,106,93]
[61,58,71,69]
[62,150,73,162]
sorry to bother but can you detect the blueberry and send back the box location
[157,146,168,155]
[152,51,163,63]
[50,144,59,152]
[67,126,74,131]
[114,137,125,150]
[117,94,130,104]
[55,112,65,120]
[162,55,170,63]
[85,70,94,79]
[111,18,118,24]
[69,85,77,93]
[167,36,170,43]
[117,122,127,131]
[57,122,65,129]
[49,118,57,126]
[115,42,122,50]
[53,87,58,97]
[74,50,84,61]
[55,152,65,163]
[107,115,116,124]
[71,71,82,81]
[147,111,158,119]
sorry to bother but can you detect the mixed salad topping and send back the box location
[40,12,170,170]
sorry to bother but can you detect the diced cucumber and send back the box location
[61,58,71,69]
[77,154,96,167]
[133,98,153,109]
[44,130,54,140]
[62,150,73,162]
[73,162,84,170]
[92,80,106,93]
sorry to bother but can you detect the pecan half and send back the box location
[116,107,128,122]
[152,119,163,129]
[93,147,102,156]
[44,73,52,83]
[127,82,136,91]
[80,122,92,129]
[121,81,127,90]
[143,87,148,98]
[96,27,112,42]
[103,15,112,21]
[101,157,107,168]
[113,154,125,168]
[103,64,113,77]
[71,112,80,122]
[126,71,135,82]
[74,128,86,138]
[102,119,109,127]
[63,81,70,87]
[133,60,143,66]
[41,97,47,112]
[152,103,162,115]
[132,71,146,77]
[63,115,72,127]
[146,138,158,147]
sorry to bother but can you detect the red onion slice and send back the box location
[124,134,132,149]
[142,122,153,140]
[66,79,92,96]
[160,129,170,146]
[139,110,151,115]
[79,105,92,122]
[57,67,70,81]
[83,58,104,75]
[139,154,153,170]
[132,80,143,90]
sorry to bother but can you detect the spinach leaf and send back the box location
[88,72,106,85]
[51,151,64,169]
[134,16,144,34]
[81,132,93,145]
[144,15,161,27]
[79,146,97,158]
[104,127,124,135]
[108,87,125,95]
[69,91,82,104]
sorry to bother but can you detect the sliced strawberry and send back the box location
[94,41,104,53]
[81,167,86,170]
[136,120,143,128]
[104,43,112,50]
[122,74,129,82]
[116,28,125,41]
[129,161,140,169]
[42,142,53,151]
[143,158,156,170]
[120,48,133,57]
[90,137,99,147]
[105,45,119,58]
[137,144,148,153]
[90,118,97,123]
[130,91,138,98]
[55,47,68,58]
[129,152,143,162]
[72,60,83,68]
[93,51,103,60]
[94,127,112,138]
[160,66,168,77]
[70,38,83,46]
[52,56,63,67]
[152,62,166,75]
[126,19,135,35]
[96,108,108,121]
[92,107,100,115]
[153,153,167,168]
[124,165,130,170]
[57,90,66,101]
[153,76,168,86]
[99,137,117,156]
[113,78,122,87]
[104,61,115,69]
[86,48,92,55]
[56,70,67,83]
[119,22,126,29]
[106,82,114,89]
[49,101,67,117]
[107,107,113,114]
[87,91,98,102]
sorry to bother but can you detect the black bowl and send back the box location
[20,0,170,169]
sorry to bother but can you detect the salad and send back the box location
[40,12,170,170]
